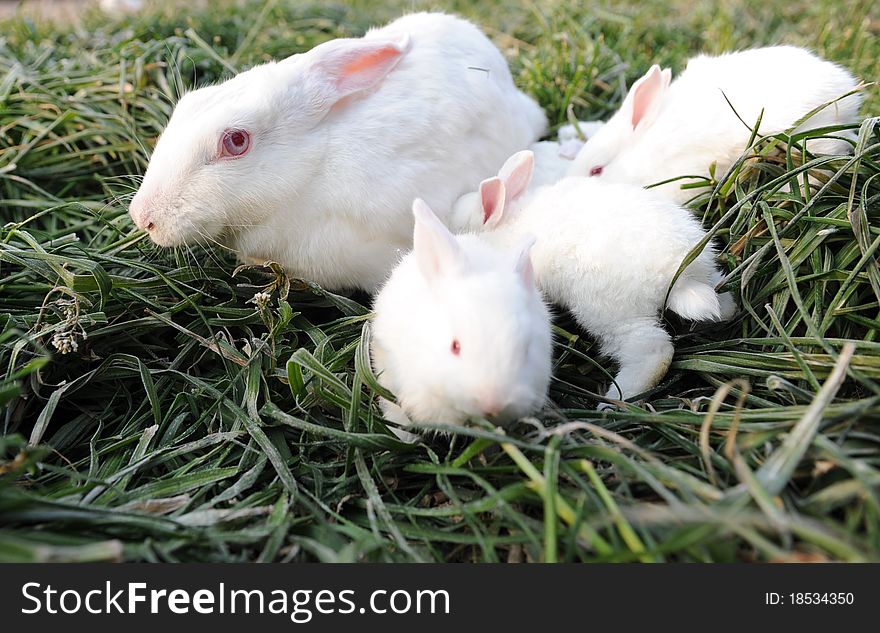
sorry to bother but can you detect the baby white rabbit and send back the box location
[370,199,552,429]
[452,150,734,403]
[568,46,862,204]
[128,12,547,292]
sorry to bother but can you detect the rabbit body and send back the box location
[452,151,734,401]
[129,12,547,292]
[371,200,552,428]
[568,46,862,203]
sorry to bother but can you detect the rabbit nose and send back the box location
[129,193,156,231]
[482,404,502,417]
[478,392,505,418]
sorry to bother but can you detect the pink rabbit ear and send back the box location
[661,67,673,88]
[479,177,506,227]
[412,198,462,282]
[512,235,537,288]
[306,34,411,104]
[498,150,534,202]
[625,64,667,130]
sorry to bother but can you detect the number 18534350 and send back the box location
[765,593,854,605]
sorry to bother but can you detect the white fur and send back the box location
[371,199,552,429]
[529,121,607,184]
[568,46,863,203]
[129,12,546,292]
[451,150,734,402]
[531,140,578,188]
[450,120,606,224]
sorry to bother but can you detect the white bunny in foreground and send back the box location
[451,150,735,403]
[128,12,547,292]
[568,46,862,204]
[370,199,552,429]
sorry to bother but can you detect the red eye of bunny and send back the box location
[450,339,461,356]
[589,166,604,177]
[220,129,250,158]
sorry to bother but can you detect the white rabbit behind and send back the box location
[371,199,552,429]
[568,46,863,204]
[452,150,735,403]
[129,12,547,292]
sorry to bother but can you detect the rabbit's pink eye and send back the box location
[589,166,604,177]
[220,129,250,158]
[450,339,461,356]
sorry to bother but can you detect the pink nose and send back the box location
[482,405,501,417]
[479,394,505,418]
[129,193,156,231]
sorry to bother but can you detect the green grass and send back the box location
[1,0,879,562]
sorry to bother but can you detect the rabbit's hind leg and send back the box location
[598,317,674,405]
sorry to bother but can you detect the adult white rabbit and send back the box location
[451,150,735,403]
[568,46,862,204]
[371,199,552,428]
[128,12,546,292]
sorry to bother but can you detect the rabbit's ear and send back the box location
[304,34,411,104]
[624,65,667,130]
[479,177,506,228]
[512,235,537,288]
[412,198,463,282]
[498,150,534,201]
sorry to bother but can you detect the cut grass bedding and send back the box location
[1,0,879,562]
